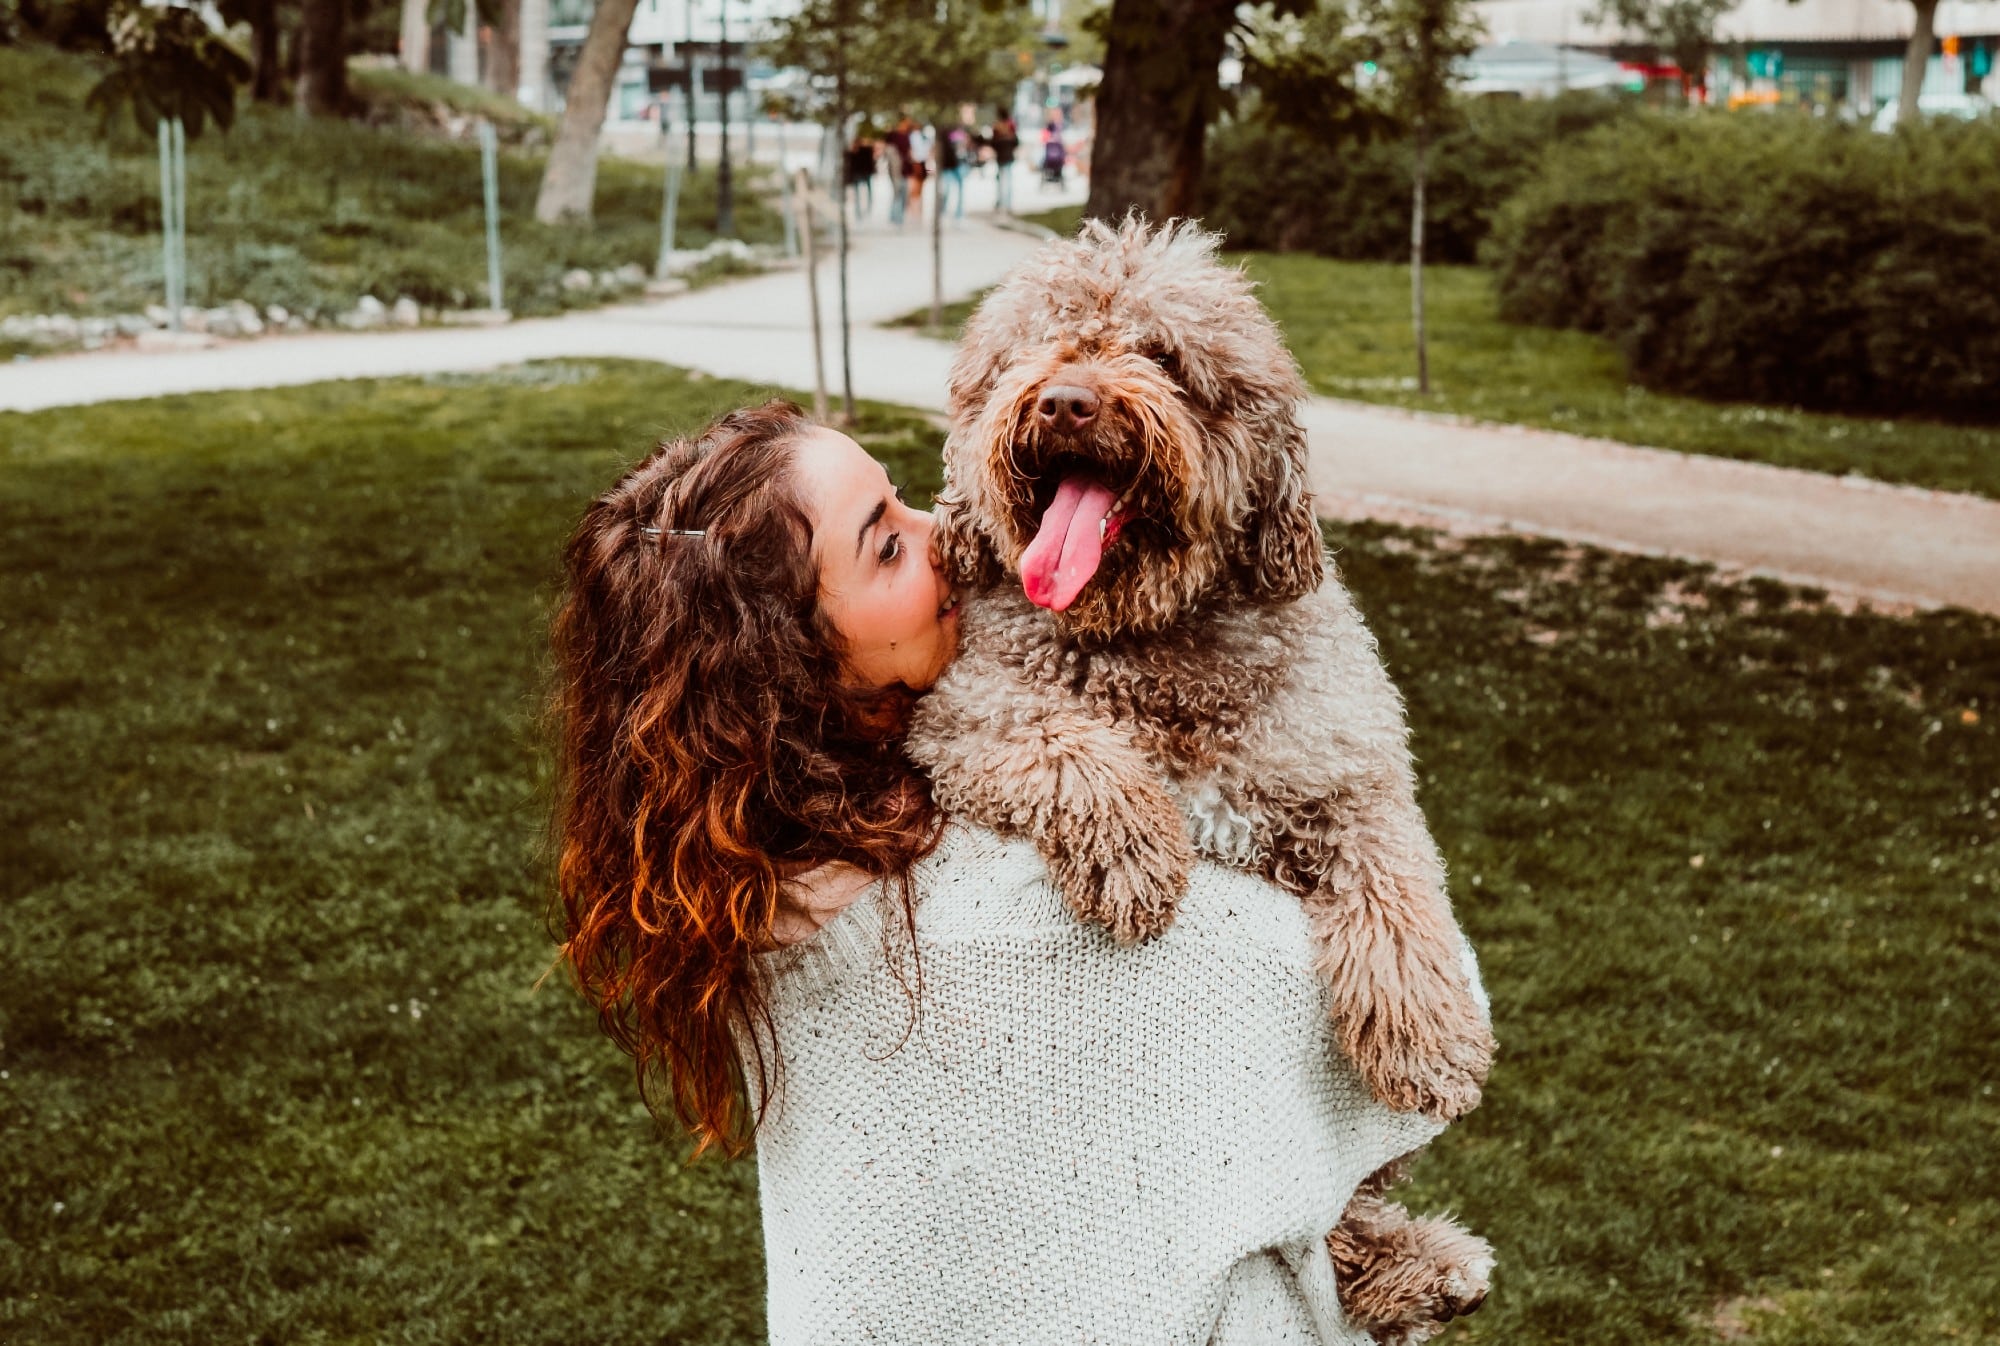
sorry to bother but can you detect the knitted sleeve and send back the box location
[750,824,1451,1345]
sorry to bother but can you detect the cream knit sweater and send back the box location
[750,824,1484,1345]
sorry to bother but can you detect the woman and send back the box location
[550,402,1453,1344]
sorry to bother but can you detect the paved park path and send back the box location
[3,192,1995,617]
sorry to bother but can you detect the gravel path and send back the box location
[4,191,1994,617]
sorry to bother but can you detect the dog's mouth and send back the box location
[1019,463,1134,612]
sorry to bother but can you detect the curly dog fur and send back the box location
[905,218,1496,1341]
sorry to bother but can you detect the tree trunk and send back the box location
[489,0,521,100]
[533,0,642,223]
[295,0,349,117]
[447,2,479,85]
[1411,122,1429,396]
[250,0,284,102]
[1899,0,1939,126]
[399,0,429,76]
[517,0,550,111]
[1084,0,1236,223]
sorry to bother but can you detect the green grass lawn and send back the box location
[3,363,1995,1343]
[0,44,779,326]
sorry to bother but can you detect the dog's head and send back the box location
[936,217,1322,641]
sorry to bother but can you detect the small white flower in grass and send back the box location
[1770,1146,1784,1158]
[266,718,279,732]
[52,1201,64,1213]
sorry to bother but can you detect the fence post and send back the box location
[478,120,504,313]
[656,160,684,280]
[798,169,827,422]
[158,117,187,331]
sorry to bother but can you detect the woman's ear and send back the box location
[1246,415,1325,603]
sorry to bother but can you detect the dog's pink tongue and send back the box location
[1021,476,1116,611]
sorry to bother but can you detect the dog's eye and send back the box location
[1149,349,1179,376]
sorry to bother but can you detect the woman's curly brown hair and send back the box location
[548,400,942,1155]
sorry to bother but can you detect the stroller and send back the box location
[1040,130,1066,187]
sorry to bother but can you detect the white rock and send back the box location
[145,304,173,327]
[391,296,421,327]
[614,262,648,287]
[560,268,594,293]
[115,313,153,337]
[355,294,387,318]
[265,304,290,327]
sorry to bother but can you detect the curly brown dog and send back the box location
[905,218,1496,1342]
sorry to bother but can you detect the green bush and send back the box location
[1201,91,1637,263]
[1489,111,2000,421]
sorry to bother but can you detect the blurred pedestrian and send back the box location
[940,124,971,221]
[904,118,933,221]
[884,116,912,227]
[989,110,1019,213]
[844,130,878,220]
[1040,119,1066,190]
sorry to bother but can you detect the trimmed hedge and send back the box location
[1489,112,2000,422]
[1200,92,1637,263]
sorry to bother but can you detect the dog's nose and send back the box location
[1036,384,1099,431]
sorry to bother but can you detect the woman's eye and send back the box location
[879,534,903,564]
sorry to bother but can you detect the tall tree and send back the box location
[295,0,348,115]
[1369,0,1478,393]
[1084,0,1238,222]
[1898,0,1938,126]
[768,0,1027,406]
[488,0,521,99]
[398,0,428,74]
[533,0,641,222]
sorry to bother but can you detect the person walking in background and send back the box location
[1040,118,1067,190]
[844,130,878,221]
[883,116,912,228]
[989,110,1019,213]
[940,123,970,222]
[904,117,933,222]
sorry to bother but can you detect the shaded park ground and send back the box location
[3,360,1995,1343]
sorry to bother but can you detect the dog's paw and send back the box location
[1343,969,1496,1123]
[1047,788,1195,945]
[1331,1211,1492,1346]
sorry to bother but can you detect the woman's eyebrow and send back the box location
[855,498,887,558]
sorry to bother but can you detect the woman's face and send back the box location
[793,426,960,691]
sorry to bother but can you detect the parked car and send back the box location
[1871,91,1993,131]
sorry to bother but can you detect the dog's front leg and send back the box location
[1270,792,1494,1122]
[910,688,1195,945]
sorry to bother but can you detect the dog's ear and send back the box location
[933,480,1003,589]
[1245,417,1325,602]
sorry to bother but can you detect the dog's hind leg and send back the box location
[1328,1186,1493,1345]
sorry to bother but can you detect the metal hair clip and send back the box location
[639,526,706,538]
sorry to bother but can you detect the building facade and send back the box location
[1472,0,2000,111]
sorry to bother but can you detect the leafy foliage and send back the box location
[763,0,1030,123]
[84,2,251,140]
[2,363,1995,1343]
[1203,90,1637,262]
[1489,111,2000,421]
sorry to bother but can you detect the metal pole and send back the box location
[683,0,698,171]
[478,120,504,312]
[716,0,733,237]
[657,160,683,278]
[799,169,827,422]
[173,118,186,317]
[780,166,797,258]
[834,0,854,424]
[158,119,179,331]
